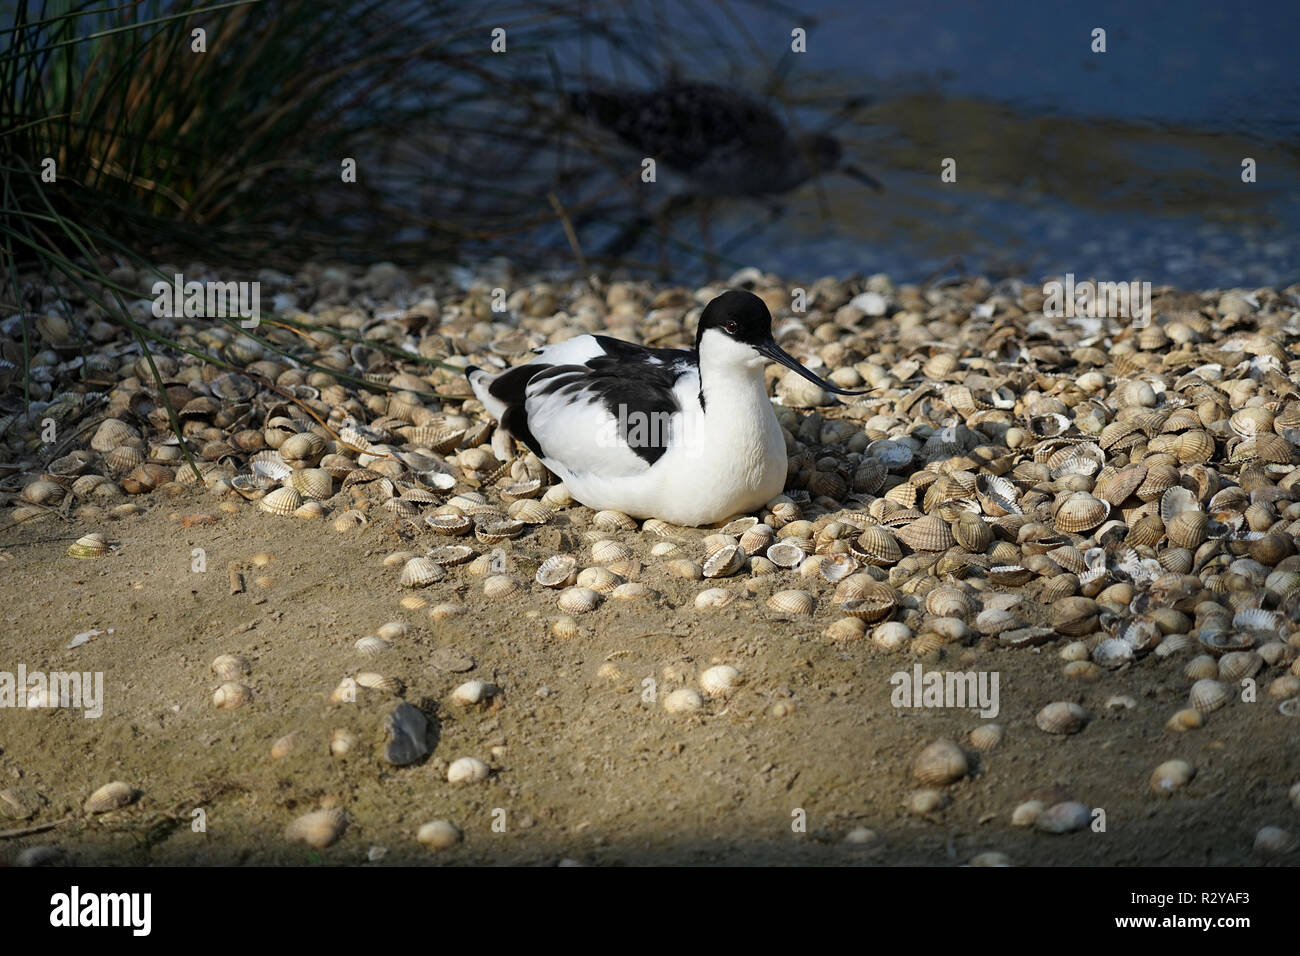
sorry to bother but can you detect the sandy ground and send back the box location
[0,491,1295,867]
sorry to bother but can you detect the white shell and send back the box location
[284,809,347,848]
[417,820,462,849]
[699,665,740,697]
[84,781,135,813]
[449,680,498,707]
[447,756,490,784]
[663,688,703,713]
[1149,760,1195,795]
[213,681,252,709]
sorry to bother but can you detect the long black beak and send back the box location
[841,163,884,192]
[757,340,871,396]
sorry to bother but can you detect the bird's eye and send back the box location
[724,321,738,334]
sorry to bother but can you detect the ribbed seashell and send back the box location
[975,608,1022,637]
[969,724,1005,752]
[1184,654,1220,680]
[355,636,392,657]
[356,672,404,694]
[1096,463,1147,505]
[767,590,815,615]
[21,479,65,505]
[84,781,136,814]
[739,523,775,555]
[895,514,955,552]
[1218,650,1262,682]
[213,681,253,709]
[1062,660,1102,681]
[285,467,332,500]
[551,616,580,639]
[926,586,974,620]
[483,574,523,599]
[258,486,303,516]
[425,513,471,535]
[695,587,736,609]
[766,540,806,568]
[1126,514,1165,548]
[1051,597,1099,636]
[703,544,746,578]
[1093,638,1135,669]
[1189,678,1231,713]
[1159,486,1200,523]
[1158,547,1193,573]
[592,509,636,531]
[699,665,740,697]
[852,526,902,566]
[329,726,359,756]
[663,688,703,714]
[590,539,632,565]
[105,444,144,473]
[767,497,802,528]
[1166,510,1209,549]
[91,419,140,452]
[1150,760,1195,795]
[976,473,1022,516]
[577,566,620,593]
[424,544,472,567]
[450,680,499,707]
[211,654,251,680]
[557,586,601,614]
[399,557,445,588]
[536,554,578,588]
[67,532,110,559]
[333,509,368,532]
[507,499,553,524]
[952,513,993,552]
[1054,492,1109,533]
[1036,701,1087,734]
[912,739,968,786]
[818,553,859,582]
[285,808,347,848]
[840,583,898,622]
[279,431,326,463]
[1165,708,1204,732]
[663,558,703,579]
[1233,607,1284,636]
[825,617,867,642]
[475,518,524,543]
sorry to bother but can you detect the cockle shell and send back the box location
[663,688,703,713]
[213,681,252,709]
[825,617,867,642]
[1254,826,1296,856]
[1055,492,1109,533]
[593,509,636,531]
[557,586,601,614]
[695,588,735,609]
[258,486,302,516]
[400,557,445,588]
[417,820,462,850]
[426,513,472,535]
[1036,802,1091,834]
[355,636,392,657]
[576,566,619,593]
[483,574,523,599]
[450,680,499,707]
[285,808,347,848]
[699,665,740,697]
[896,514,955,552]
[211,654,250,680]
[1189,678,1231,713]
[926,586,974,620]
[853,526,902,565]
[1036,701,1087,735]
[767,590,815,615]
[969,724,1005,751]
[356,672,403,694]
[766,540,806,568]
[67,533,110,559]
[1183,655,1220,680]
[1149,760,1195,795]
[84,781,136,814]
[536,554,578,588]
[703,544,746,578]
[913,739,968,786]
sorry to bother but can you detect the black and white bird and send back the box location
[467,289,865,526]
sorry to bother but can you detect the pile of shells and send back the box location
[5,265,1300,725]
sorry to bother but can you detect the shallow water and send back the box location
[426,0,1300,287]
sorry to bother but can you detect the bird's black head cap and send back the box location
[695,289,772,351]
